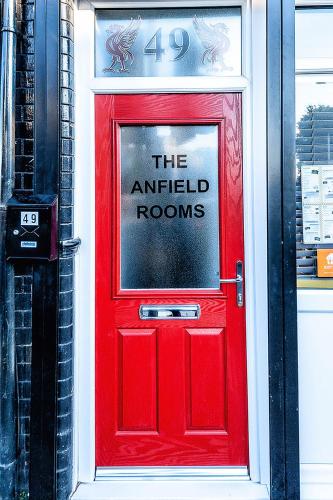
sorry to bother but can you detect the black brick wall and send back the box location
[14,0,35,496]
[57,1,75,498]
[15,0,34,193]
[13,0,76,497]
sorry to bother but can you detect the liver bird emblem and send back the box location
[193,16,232,70]
[104,16,141,73]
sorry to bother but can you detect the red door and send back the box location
[96,93,248,467]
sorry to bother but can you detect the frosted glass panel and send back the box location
[120,125,220,289]
[95,8,241,77]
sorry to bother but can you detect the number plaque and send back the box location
[95,8,241,78]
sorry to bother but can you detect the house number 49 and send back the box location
[144,28,190,61]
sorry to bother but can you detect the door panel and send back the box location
[185,328,226,430]
[118,329,157,431]
[95,93,248,467]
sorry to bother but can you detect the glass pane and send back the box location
[296,76,333,287]
[120,125,220,289]
[296,8,333,71]
[95,8,241,77]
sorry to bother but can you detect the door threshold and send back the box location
[95,466,249,480]
[72,479,269,500]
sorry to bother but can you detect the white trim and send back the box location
[72,481,269,499]
[246,0,269,485]
[296,0,333,6]
[90,76,249,93]
[301,465,333,500]
[74,5,96,483]
[301,464,333,484]
[96,466,248,480]
[297,289,333,312]
[73,0,269,493]
[80,0,246,9]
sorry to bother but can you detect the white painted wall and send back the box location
[298,290,333,498]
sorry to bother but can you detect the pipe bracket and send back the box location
[59,237,81,256]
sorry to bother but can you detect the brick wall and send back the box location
[57,1,75,498]
[14,0,35,496]
[13,0,76,497]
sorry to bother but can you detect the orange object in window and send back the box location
[317,249,333,277]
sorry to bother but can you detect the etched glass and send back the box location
[95,8,241,77]
[120,125,220,289]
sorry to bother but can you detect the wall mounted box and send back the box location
[6,194,58,261]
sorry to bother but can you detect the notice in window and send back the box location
[301,165,333,244]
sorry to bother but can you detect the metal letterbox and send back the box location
[6,194,58,261]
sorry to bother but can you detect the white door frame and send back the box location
[73,0,269,496]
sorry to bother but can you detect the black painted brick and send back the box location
[58,342,73,365]
[61,104,74,123]
[23,139,34,155]
[60,189,73,207]
[57,468,72,492]
[58,377,73,399]
[59,307,74,327]
[57,2,75,497]
[23,105,34,122]
[16,89,34,108]
[16,327,32,345]
[15,291,31,310]
[17,54,34,71]
[22,4,34,20]
[61,37,74,58]
[18,381,32,399]
[23,310,32,328]
[14,1,35,496]
[61,3,74,25]
[57,412,72,434]
[59,257,74,275]
[18,416,30,436]
[57,395,73,417]
[58,325,74,345]
[60,273,74,291]
[60,223,73,240]
[61,88,74,106]
[59,290,73,309]
[57,428,73,451]
[61,121,75,139]
[15,311,24,327]
[61,156,74,172]
[58,360,73,381]
[57,448,73,470]
[61,20,74,41]
[61,54,74,73]
[61,173,74,190]
[61,70,74,89]
[15,155,34,172]
[60,206,74,224]
[16,121,33,138]
[16,346,32,365]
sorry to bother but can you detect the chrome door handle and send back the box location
[219,261,244,307]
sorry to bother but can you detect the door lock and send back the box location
[219,261,244,307]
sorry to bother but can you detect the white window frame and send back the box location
[73,0,269,497]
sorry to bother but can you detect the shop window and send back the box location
[95,8,241,77]
[296,7,333,288]
[296,7,333,72]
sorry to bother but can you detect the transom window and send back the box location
[95,7,242,78]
